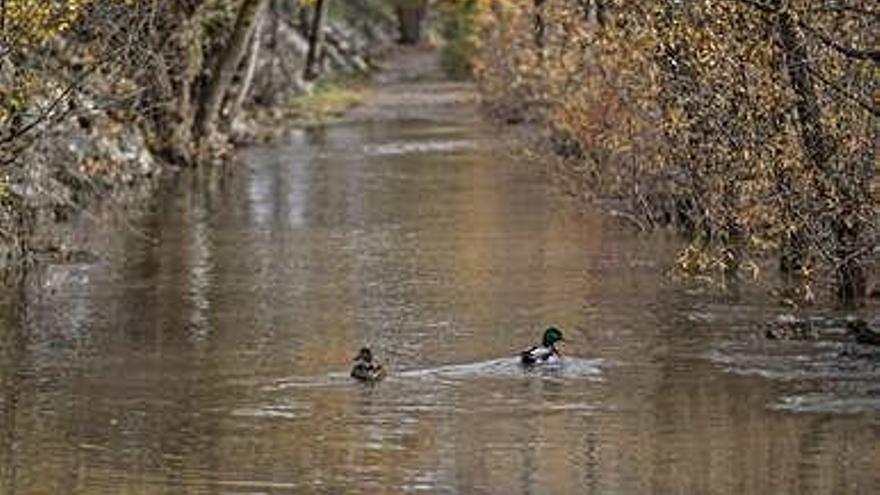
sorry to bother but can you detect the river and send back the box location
[1,61,879,494]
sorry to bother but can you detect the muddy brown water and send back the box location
[2,116,880,494]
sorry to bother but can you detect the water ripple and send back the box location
[396,357,604,381]
[265,357,604,393]
[363,139,478,156]
[710,339,880,413]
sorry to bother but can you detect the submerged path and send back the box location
[351,46,480,124]
[1,48,880,495]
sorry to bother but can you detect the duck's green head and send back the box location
[542,327,564,347]
[354,347,373,362]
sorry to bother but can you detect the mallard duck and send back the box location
[520,327,565,365]
[350,347,387,382]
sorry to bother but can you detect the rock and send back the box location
[276,23,310,59]
[348,55,370,72]
[763,314,880,346]
[848,319,880,346]
[323,42,351,72]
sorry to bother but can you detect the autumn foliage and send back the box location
[476,0,879,305]
[0,0,372,259]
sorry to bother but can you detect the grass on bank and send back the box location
[288,74,370,125]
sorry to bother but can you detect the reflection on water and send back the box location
[1,117,880,494]
[713,338,880,414]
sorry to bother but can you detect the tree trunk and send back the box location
[304,0,329,80]
[835,217,866,306]
[395,0,427,45]
[533,0,546,47]
[196,0,268,142]
[723,183,744,282]
[595,0,606,25]
[777,13,832,168]
[776,9,865,305]
[144,3,206,166]
[227,11,265,126]
[575,0,606,25]
[1,0,7,45]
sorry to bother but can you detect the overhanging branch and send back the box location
[807,66,880,118]
[799,21,880,65]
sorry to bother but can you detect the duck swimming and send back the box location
[350,347,387,382]
[520,327,565,365]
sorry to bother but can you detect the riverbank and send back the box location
[473,3,879,307]
[1,6,399,271]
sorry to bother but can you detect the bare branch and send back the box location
[799,20,880,65]
[807,66,880,117]
[0,72,86,147]
[807,5,880,20]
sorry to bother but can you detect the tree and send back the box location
[304,0,329,80]
[197,0,269,141]
[476,0,879,306]
[391,0,428,44]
